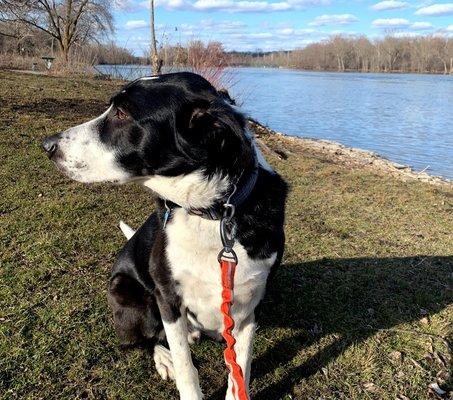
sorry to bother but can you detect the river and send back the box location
[96,65,453,180]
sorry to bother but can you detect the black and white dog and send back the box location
[42,72,287,399]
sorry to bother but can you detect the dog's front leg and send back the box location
[157,294,203,400]
[225,314,256,400]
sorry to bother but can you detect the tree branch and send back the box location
[68,0,89,44]
[36,0,61,38]
[0,16,58,39]
[0,29,19,39]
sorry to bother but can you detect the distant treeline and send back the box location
[2,15,452,78]
[230,35,453,75]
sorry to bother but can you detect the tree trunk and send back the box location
[63,0,73,63]
[150,0,162,75]
[337,55,342,71]
[58,39,69,62]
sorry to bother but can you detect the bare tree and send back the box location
[329,36,351,72]
[0,21,30,52]
[431,37,451,75]
[380,36,403,72]
[149,0,162,74]
[230,35,452,75]
[0,0,113,62]
[353,36,373,72]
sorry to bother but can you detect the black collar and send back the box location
[189,163,259,220]
[164,160,259,221]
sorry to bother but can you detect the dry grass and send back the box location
[0,54,42,71]
[0,50,97,77]
[0,71,452,400]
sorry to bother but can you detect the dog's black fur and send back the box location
[43,72,288,397]
[108,213,163,346]
[102,73,287,341]
[100,73,253,179]
[110,164,288,346]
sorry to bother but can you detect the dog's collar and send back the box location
[162,161,259,222]
[189,163,259,220]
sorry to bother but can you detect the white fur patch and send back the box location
[119,220,136,240]
[165,208,277,335]
[142,171,229,209]
[162,316,203,399]
[54,106,131,184]
[154,344,175,381]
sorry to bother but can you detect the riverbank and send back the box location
[249,120,451,187]
[1,71,452,399]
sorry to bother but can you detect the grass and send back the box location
[0,70,452,400]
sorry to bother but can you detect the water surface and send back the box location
[97,65,453,179]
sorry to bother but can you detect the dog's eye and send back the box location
[115,108,128,120]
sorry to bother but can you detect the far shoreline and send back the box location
[229,65,453,77]
[94,64,453,78]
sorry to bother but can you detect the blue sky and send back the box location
[112,0,453,53]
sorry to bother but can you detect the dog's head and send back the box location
[43,72,254,208]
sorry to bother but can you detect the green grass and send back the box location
[0,71,452,400]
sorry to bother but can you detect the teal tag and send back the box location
[163,208,171,228]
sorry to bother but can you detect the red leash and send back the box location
[220,257,249,400]
[219,203,250,400]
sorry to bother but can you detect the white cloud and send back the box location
[232,32,274,38]
[390,31,421,38]
[138,0,329,12]
[287,0,330,5]
[277,28,295,35]
[330,30,358,36]
[372,18,410,28]
[370,1,409,11]
[114,0,140,11]
[415,3,453,16]
[192,0,291,12]
[411,22,433,30]
[308,14,358,26]
[447,25,453,31]
[176,19,247,35]
[139,0,188,9]
[199,19,247,31]
[125,20,148,30]
[155,0,187,8]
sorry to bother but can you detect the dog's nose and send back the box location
[42,134,60,158]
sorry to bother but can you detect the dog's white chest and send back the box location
[165,209,276,334]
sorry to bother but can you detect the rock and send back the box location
[428,382,446,397]
[389,350,403,362]
[363,382,380,393]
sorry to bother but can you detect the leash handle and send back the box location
[220,258,249,400]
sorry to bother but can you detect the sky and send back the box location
[112,0,453,53]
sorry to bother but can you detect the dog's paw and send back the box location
[188,329,201,344]
[154,345,175,381]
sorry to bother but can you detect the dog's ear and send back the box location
[177,100,246,165]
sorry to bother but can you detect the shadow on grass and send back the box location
[208,256,452,400]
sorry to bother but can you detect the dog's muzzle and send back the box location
[42,133,62,159]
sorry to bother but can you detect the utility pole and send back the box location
[150,0,162,75]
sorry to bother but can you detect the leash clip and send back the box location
[219,191,238,264]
